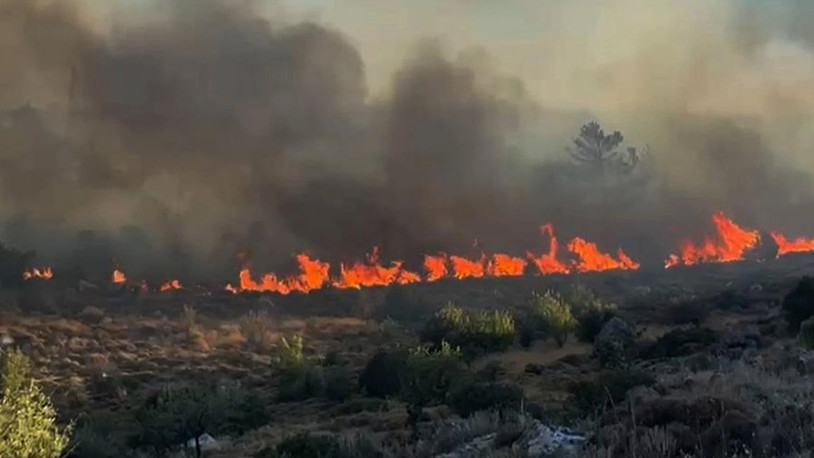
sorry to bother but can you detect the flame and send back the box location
[23,267,53,280]
[486,254,527,277]
[449,254,487,279]
[112,269,127,283]
[226,222,642,294]
[526,224,570,274]
[665,211,760,267]
[423,253,449,281]
[770,232,814,257]
[160,279,182,291]
[237,254,330,294]
[568,238,640,272]
[333,247,420,289]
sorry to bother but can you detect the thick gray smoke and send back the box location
[1,0,813,282]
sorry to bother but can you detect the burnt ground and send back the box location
[1,252,814,457]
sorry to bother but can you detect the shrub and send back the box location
[66,420,126,458]
[240,311,274,351]
[662,301,709,326]
[0,348,72,458]
[573,300,618,344]
[799,317,814,349]
[133,382,267,457]
[421,303,515,357]
[401,342,465,408]
[277,365,325,402]
[446,381,523,417]
[0,243,34,289]
[274,334,305,371]
[783,277,814,332]
[593,317,636,368]
[323,366,355,402]
[531,291,577,347]
[359,350,408,398]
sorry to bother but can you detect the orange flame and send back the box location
[423,253,449,281]
[226,222,642,294]
[770,232,814,257]
[112,269,127,284]
[236,254,330,294]
[333,247,420,289]
[526,224,570,274]
[486,254,527,277]
[568,238,640,272]
[23,267,53,281]
[449,254,487,279]
[665,211,760,267]
[160,279,182,291]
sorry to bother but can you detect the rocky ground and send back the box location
[1,254,814,457]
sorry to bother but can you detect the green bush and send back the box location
[783,277,814,333]
[0,348,72,458]
[67,421,126,458]
[378,286,435,323]
[531,291,577,347]
[359,350,408,398]
[133,382,268,457]
[573,300,618,344]
[799,317,814,349]
[640,328,718,359]
[401,342,465,408]
[446,381,523,417]
[278,365,325,402]
[421,303,515,357]
[274,334,305,371]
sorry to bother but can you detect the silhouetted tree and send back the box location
[567,121,640,175]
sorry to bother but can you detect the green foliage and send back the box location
[531,291,577,347]
[401,342,465,407]
[421,303,515,357]
[274,334,305,371]
[446,381,523,417]
[568,369,656,416]
[0,348,72,458]
[254,432,383,458]
[783,277,814,333]
[799,317,814,350]
[573,299,618,344]
[277,365,325,402]
[359,350,408,399]
[133,382,269,457]
[67,421,126,458]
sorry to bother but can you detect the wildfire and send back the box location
[665,212,760,268]
[160,279,182,291]
[23,267,53,281]
[770,232,814,257]
[226,222,642,294]
[112,269,127,284]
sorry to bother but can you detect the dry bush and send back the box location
[239,310,274,351]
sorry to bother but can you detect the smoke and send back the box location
[0,0,813,281]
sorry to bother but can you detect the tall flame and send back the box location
[526,224,571,274]
[333,247,420,289]
[568,238,641,272]
[665,211,760,268]
[23,267,53,280]
[112,269,127,284]
[423,253,449,281]
[231,254,331,294]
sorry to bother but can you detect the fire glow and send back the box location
[226,223,639,295]
[23,267,53,281]
[112,269,127,284]
[665,211,814,268]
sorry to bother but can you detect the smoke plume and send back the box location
[1,0,813,281]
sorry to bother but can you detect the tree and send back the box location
[568,121,639,174]
[0,348,72,458]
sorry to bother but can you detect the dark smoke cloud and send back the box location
[0,0,813,283]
